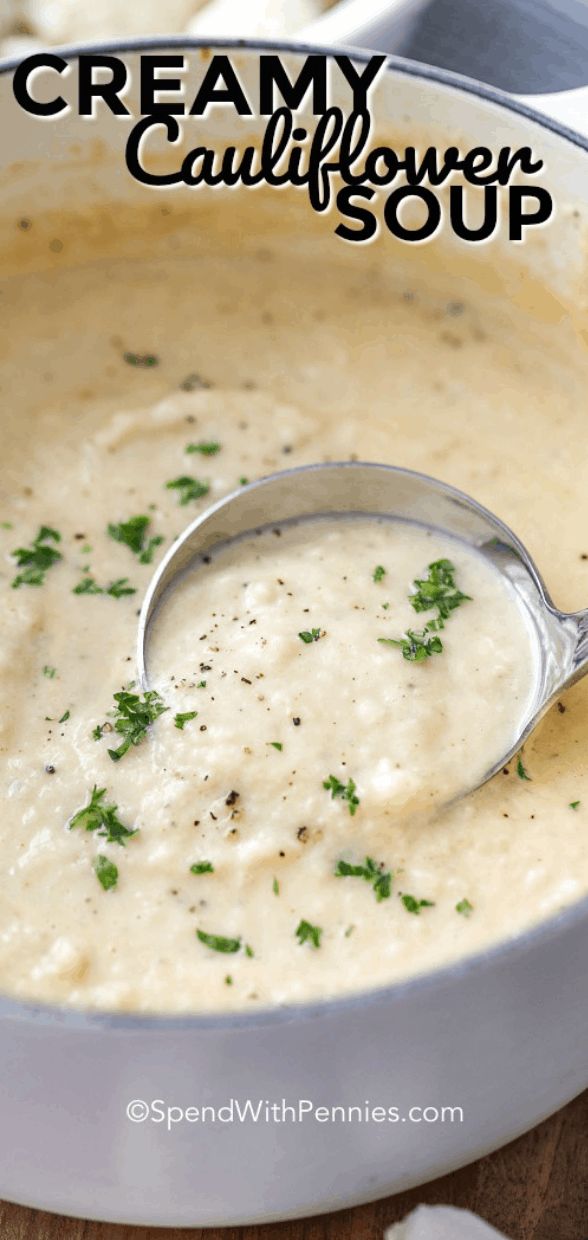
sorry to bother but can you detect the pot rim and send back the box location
[3,32,588,152]
[1,36,587,1033]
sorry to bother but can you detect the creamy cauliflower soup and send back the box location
[1,195,587,1013]
[149,516,538,818]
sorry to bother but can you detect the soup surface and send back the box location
[150,515,537,821]
[1,198,587,1012]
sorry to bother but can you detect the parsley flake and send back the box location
[166,476,210,506]
[296,919,322,949]
[410,559,471,625]
[323,774,360,816]
[268,741,283,751]
[190,861,214,875]
[197,929,241,954]
[456,898,474,916]
[58,709,70,723]
[72,576,137,598]
[73,577,103,595]
[373,565,386,583]
[379,559,470,661]
[400,893,435,915]
[69,785,137,846]
[517,755,532,781]
[94,854,118,891]
[43,665,57,679]
[174,711,198,730]
[108,515,163,565]
[105,689,168,761]
[123,351,159,367]
[11,526,62,588]
[569,800,581,810]
[185,441,221,456]
[106,578,137,599]
[299,628,323,644]
[378,630,443,662]
[335,856,392,902]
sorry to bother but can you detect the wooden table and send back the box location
[1,1091,586,1240]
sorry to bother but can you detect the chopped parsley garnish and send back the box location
[335,856,392,902]
[268,741,283,751]
[197,680,207,688]
[239,476,249,486]
[569,800,581,810]
[378,630,443,662]
[298,628,323,644]
[174,711,198,730]
[273,877,280,895]
[400,893,435,915]
[123,351,159,367]
[456,898,474,916]
[58,709,70,723]
[108,515,163,564]
[43,664,57,679]
[245,944,254,958]
[185,441,221,456]
[73,576,137,598]
[323,774,360,815]
[11,525,62,588]
[190,861,214,875]
[92,723,105,740]
[225,975,233,986]
[197,929,241,953]
[138,538,162,567]
[73,576,103,595]
[379,559,470,661]
[410,559,471,625]
[107,578,137,598]
[69,785,137,846]
[517,755,532,781]
[296,919,322,949]
[373,565,386,583]
[94,854,118,891]
[166,476,210,506]
[108,515,148,556]
[106,689,168,761]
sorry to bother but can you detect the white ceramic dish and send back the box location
[1,36,588,1229]
[0,0,428,59]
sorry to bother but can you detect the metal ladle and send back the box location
[138,461,588,793]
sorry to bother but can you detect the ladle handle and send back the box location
[572,608,588,677]
[555,607,588,695]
